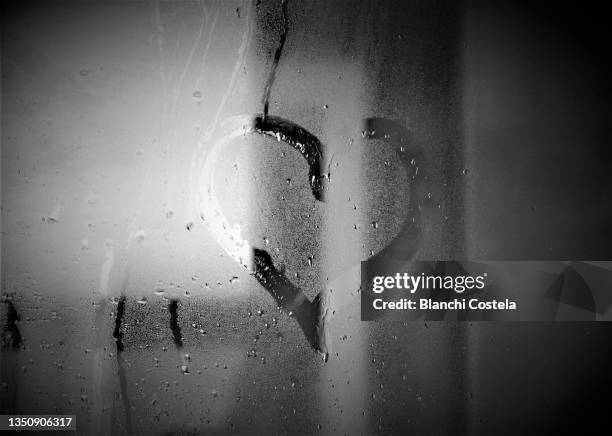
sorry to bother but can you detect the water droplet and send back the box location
[229,276,239,284]
[462,168,469,175]
[192,91,202,100]
[166,211,173,219]
[185,222,194,231]
[80,69,89,76]
[46,203,62,223]
[137,297,147,305]
[371,221,379,229]
[410,158,416,165]
[135,230,146,242]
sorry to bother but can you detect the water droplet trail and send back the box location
[169,299,190,374]
[112,295,132,433]
[112,296,126,352]
[1,298,22,351]
[261,0,289,121]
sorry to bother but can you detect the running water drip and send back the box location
[1,298,22,351]
[112,296,126,352]
[168,300,190,374]
[261,0,289,121]
[112,295,132,433]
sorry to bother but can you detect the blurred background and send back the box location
[2,0,611,434]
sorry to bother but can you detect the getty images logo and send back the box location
[371,272,488,294]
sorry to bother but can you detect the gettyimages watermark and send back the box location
[361,260,612,321]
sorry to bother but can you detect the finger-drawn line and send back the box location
[253,114,324,200]
[198,114,329,359]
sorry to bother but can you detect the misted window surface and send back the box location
[3,1,612,435]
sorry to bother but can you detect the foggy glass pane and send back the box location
[3,1,612,435]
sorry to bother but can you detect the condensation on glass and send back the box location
[11,0,609,435]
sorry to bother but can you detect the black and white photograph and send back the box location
[2,0,612,434]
